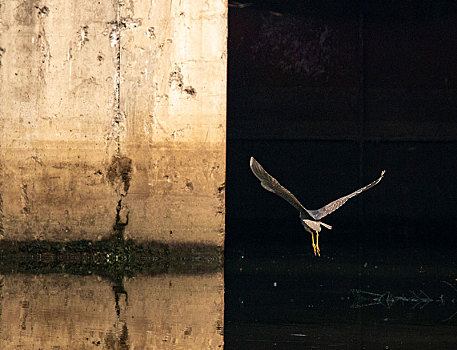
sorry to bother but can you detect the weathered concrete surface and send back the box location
[119,0,226,244]
[0,273,224,349]
[0,1,227,245]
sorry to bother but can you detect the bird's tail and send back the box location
[320,222,332,230]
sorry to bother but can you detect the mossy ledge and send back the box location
[0,234,223,281]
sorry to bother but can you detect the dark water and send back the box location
[1,239,457,349]
[224,246,457,350]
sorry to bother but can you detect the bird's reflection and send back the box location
[351,281,457,322]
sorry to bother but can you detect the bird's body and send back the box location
[249,157,385,256]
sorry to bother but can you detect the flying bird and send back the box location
[250,157,385,256]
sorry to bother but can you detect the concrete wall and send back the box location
[0,273,224,349]
[0,0,227,245]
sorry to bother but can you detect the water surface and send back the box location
[225,248,457,349]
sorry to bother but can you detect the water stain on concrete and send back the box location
[107,155,132,194]
[14,1,39,25]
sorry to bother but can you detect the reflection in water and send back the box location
[106,280,129,349]
[225,251,457,349]
[352,288,436,309]
[0,272,224,349]
[351,281,457,321]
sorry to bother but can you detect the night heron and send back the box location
[250,157,385,256]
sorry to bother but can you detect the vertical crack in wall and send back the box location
[103,0,129,236]
[20,183,33,237]
[105,2,144,235]
[115,0,122,155]
[21,184,31,215]
[113,0,122,155]
[104,6,143,156]
[0,191,4,236]
[102,1,123,156]
[35,6,51,85]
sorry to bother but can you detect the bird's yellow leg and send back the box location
[316,232,320,256]
[311,232,317,256]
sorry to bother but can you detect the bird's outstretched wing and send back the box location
[250,157,313,218]
[307,170,386,220]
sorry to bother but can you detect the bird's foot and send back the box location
[312,244,319,256]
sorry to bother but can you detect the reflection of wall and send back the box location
[0,273,224,349]
[124,275,224,349]
[0,0,226,245]
[0,274,116,349]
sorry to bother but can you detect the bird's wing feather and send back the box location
[250,157,313,218]
[308,170,386,220]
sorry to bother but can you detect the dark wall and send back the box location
[227,1,457,254]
